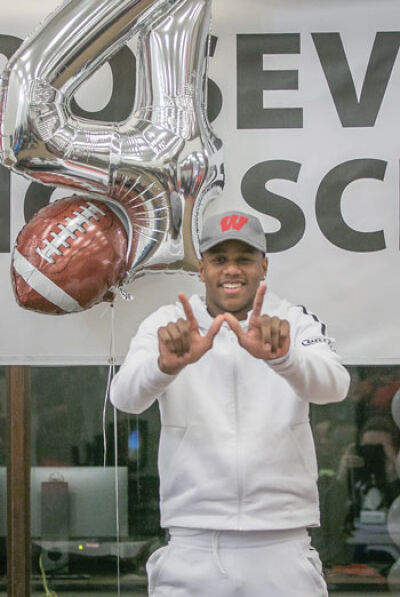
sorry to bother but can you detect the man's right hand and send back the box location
[158,293,224,375]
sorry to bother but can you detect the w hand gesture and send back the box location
[158,293,224,375]
[224,284,290,360]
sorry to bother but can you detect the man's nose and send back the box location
[223,261,241,274]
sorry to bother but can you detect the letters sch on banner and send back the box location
[0,31,397,255]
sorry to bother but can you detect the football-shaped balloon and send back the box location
[12,196,129,314]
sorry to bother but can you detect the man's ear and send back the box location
[262,256,268,279]
[198,258,205,282]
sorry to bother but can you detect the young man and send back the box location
[110,210,350,596]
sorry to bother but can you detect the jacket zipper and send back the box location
[233,347,243,529]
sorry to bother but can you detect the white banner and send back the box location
[0,0,399,364]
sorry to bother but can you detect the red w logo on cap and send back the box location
[220,215,248,232]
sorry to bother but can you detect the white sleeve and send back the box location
[110,311,178,414]
[267,306,350,405]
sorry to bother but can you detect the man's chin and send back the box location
[221,300,252,320]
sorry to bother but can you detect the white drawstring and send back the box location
[212,531,228,576]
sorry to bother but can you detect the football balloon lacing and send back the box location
[36,201,106,264]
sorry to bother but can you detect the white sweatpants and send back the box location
[146,527,328,597]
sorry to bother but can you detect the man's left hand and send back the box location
[224,284,290,360]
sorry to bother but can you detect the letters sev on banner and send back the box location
[0,0,399,364]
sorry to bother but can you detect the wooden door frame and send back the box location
[6,366,31,597]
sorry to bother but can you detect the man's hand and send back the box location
[336,442,365,481]
[158,293,224,375]
[224,284,290,360]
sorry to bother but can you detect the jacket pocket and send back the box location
[158,425,188,498]
[289,420,318,479]
[158,423,237,505]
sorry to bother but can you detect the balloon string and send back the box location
[102,303,121,596]
[113,400,121,596]
[136,413,142,502]
[103,302,116,466]
[103,364,112,468]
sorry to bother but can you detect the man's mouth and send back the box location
[220,282,244,293]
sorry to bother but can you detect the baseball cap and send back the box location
[199,210,266,254]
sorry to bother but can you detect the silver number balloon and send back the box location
[0,0,224,283]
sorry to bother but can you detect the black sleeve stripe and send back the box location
[297,305,327,336]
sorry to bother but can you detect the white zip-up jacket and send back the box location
[110,291,350,531]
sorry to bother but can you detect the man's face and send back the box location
[361,430,396,462]
[361,429,398,481]
[199,240,268,320]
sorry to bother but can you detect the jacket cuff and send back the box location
[145,355,179,393]
[266,347,297,373]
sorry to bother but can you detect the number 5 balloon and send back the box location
[0,0,224,312]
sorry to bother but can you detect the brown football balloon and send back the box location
[11,197,130,314]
